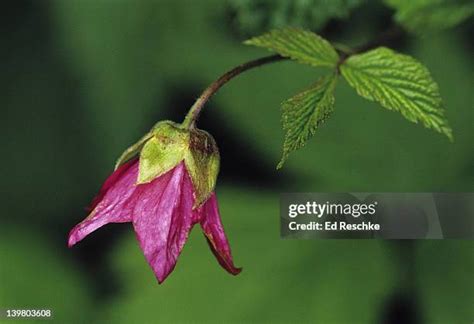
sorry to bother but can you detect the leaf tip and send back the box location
[243,39,254,46]
[276,153,288,170]
[445,129,454,142]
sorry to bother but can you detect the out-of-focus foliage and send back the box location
[0,227,93,323]
[51,0,166,164]
[229,0,365,35]
[417,241,474,323]
[385,0,474,33]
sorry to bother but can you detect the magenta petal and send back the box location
[87,158,137,212]
[132,163,194,283]
[68,159,139,247]
[197,193,241,275]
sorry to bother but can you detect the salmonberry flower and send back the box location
[68,121,241,283]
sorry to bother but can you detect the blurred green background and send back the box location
[1,0,473,323]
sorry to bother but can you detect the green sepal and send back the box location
[133,120,220,208]
[137,121,188,184]
[114,121,172,170]
[184,129,220,208]
[115,132,153,170]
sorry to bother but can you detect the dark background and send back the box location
[1,0,473,323]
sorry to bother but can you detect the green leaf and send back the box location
[244,27,339,68]
[278,74,337,169]
[385,0,474,33]
[340,47,452,140]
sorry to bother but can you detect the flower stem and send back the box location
[182,25,404,129]
[182,54,287,129]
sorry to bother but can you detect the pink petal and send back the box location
[68,159,139,247]
[87,158,137,212]
[132,163,194,283]
[197,193,241,275]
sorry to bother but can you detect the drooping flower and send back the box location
[68,121,241,283]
